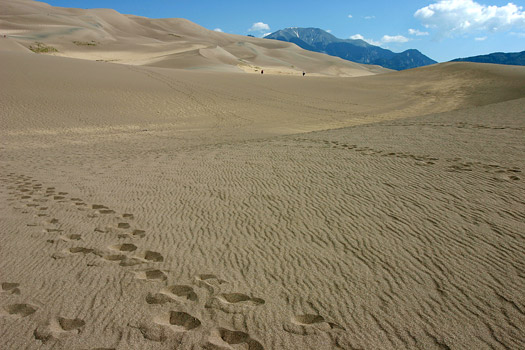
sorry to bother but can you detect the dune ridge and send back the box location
[0,0,387,76]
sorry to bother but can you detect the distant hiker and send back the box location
[302,71,306,76]
[261,69,264,75]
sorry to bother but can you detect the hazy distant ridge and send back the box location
[265,27,437,70]
[451,51,525,66]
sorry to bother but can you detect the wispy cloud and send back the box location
[364,16,375,20]
[408,28,429,36]
[214,28,223,32]
[351,33,410,46]
[475,36,487,41]
[381,35,410,43]
[347,14,353,19]
[415,0,525,38]
[249,22,270,32]
[510,31,525,37]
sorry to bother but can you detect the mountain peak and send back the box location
[265,27,436,70]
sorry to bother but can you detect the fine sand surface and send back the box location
[2,2,525,350]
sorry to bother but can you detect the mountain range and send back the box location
[264,28,437,70]
[451,51,525,66]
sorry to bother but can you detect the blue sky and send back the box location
[44,0,525,62]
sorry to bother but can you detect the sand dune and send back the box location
[1,47,524,135]
[0,0,387,76]
[1,1,525,350]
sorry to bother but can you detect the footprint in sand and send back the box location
[34,317,85,343]
[45,228,64,233]
[123,213,134,219]
[164,285,198,301]
[104,244,161,266]
[146,285,198,305]
[92,204,116,214]
[206,293,265,313]
[132,229,146,238]
[146,293,177,305]
[103,254,127,262]
[135,250,164,262]
[135,269,168,282]
[104,243,140,265]
[194,274,228,294]
[60,234,82,241]
[117,222,130,229]
[3,303,37,318]
[110,243,138,253]
[134,311,202,342]
[154,311,201,331]
[100,209,116,214]
[283,314,345,335]
[1,282,21,295]
[207,328,264,350]
[115,228,145,239]
[69,247,94,254]
[219,293,265,305]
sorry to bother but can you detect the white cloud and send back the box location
[364,16,375,20]
[510,31,525,37]
[351,33,411,46]
[381,35,410,43]
[350,34,381,46]
[348,14,353,18]
[214,28,223,32]
[249,22,270,32]
[408,28,429,36]
[475,36,487,41]
[415,0,525,37]
[326,29,332,33]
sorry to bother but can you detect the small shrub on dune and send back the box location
[29,42,58,53]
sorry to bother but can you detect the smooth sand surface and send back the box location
[2,2,525,350]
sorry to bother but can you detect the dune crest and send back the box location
[0,0,387,76]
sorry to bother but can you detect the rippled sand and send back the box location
[1,5,525,349]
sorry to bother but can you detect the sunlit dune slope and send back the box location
[0,0,388,76]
